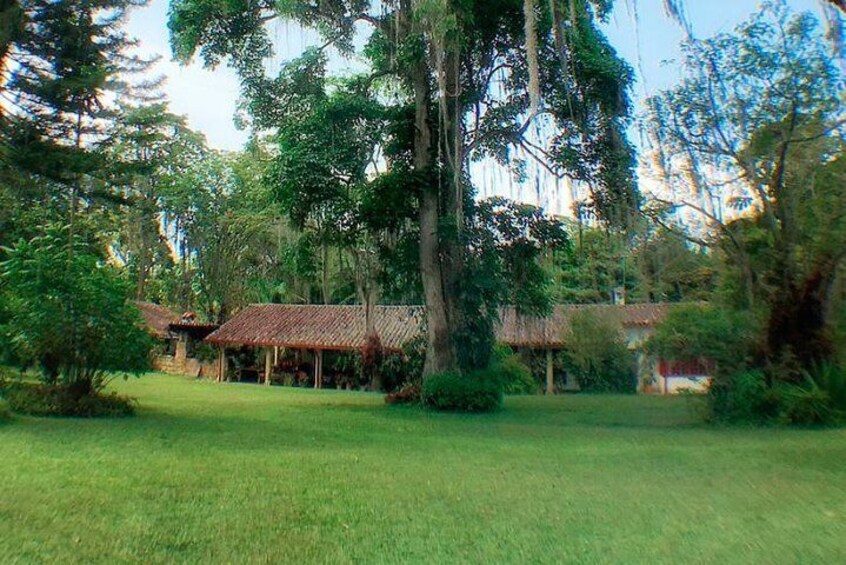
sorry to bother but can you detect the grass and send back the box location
[1,374,845,563]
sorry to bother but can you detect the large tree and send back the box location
[169,0,637,375]
[107,102,206,300]
[1,0,150,200]
[645,1,846,368]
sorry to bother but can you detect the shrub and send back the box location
[708,370,774,423]
[564,311,637,393]
[647,304,762,377]
[774,382,833,426]
[0,226,153,401]
[421,370,502,412]
[491,354,536,395]
[709,369,840,426]
[0,398,10,422]
[384,382,421,405]
[811,362,846,415]
[0,381,135,418]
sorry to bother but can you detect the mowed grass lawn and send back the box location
[1,375,845,564]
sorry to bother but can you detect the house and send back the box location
[135,302,220,378]
[205,303,712,394]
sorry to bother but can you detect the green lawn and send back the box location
[1,375,845,563]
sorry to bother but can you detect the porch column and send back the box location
[314,349,324,389]
[264,347,273,386]
[545,349,554,395]
[217,346,227,383]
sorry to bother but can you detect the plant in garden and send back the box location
[421,371,503,412]
[563,309,636,393]
[0,225,152,413]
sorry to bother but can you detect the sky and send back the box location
[124,0,828,213]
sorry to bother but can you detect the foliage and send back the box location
[811,361,846,415]
[0,0,150,185]
[707,370,775,424]
[774,380,834,426]
[647,304,763,377]
[0,380,135,418]
[489,348,537,394]
[382,334,427,391]
[709,367,843,426]
[645,2,846,367]
[563,310,637,393]
[0,226,153,401]
[0,397,10,422]
[107,103,207,301]
[452,197,570,371]
[421,371,503,412]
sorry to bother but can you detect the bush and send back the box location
[709,368,841,426]
[812,362,846,415]
[0,398,10,422]
[384,382,421,405]
[648,304,762,377]
[564,311,637,393]
[421,370,502,412]
[491,354,536,395]
[774,382,833,426]
[708,370,774,423]
[0,226,153,396]
[0,381,135,418]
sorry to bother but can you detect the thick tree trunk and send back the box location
[361,270,384,391]
[439,49,467,364]
[767,263,839,370]
[411,53,456,376]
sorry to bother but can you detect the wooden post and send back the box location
[217,346,226,383]
[545,349,554,395]
[274,346,279,366]
[314,349,324,389]
[264,347,272,386]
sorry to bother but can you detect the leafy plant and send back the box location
[421,371,502,413]
[809,362,846,415]
[563,310,637,393]
[708,370,774,424]
[774,380,833,426]
[490,353,537,395]
[0,381,135,418]
[0,226,152,415]
[647,304,762,377]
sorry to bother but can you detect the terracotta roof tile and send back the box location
[206,305,425,351]
[206,303,676,351]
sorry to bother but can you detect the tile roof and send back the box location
[206,303,675,351]
[206,305,426,351]
[134,301,179,339]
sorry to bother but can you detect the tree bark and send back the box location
[438,49,467,365]
[404,13,456,376]
[767,262,839,369]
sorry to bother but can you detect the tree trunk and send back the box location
[767,263,839,370]
[408,34,456,376]
[438,49,467,367]
[321,241,330,304]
